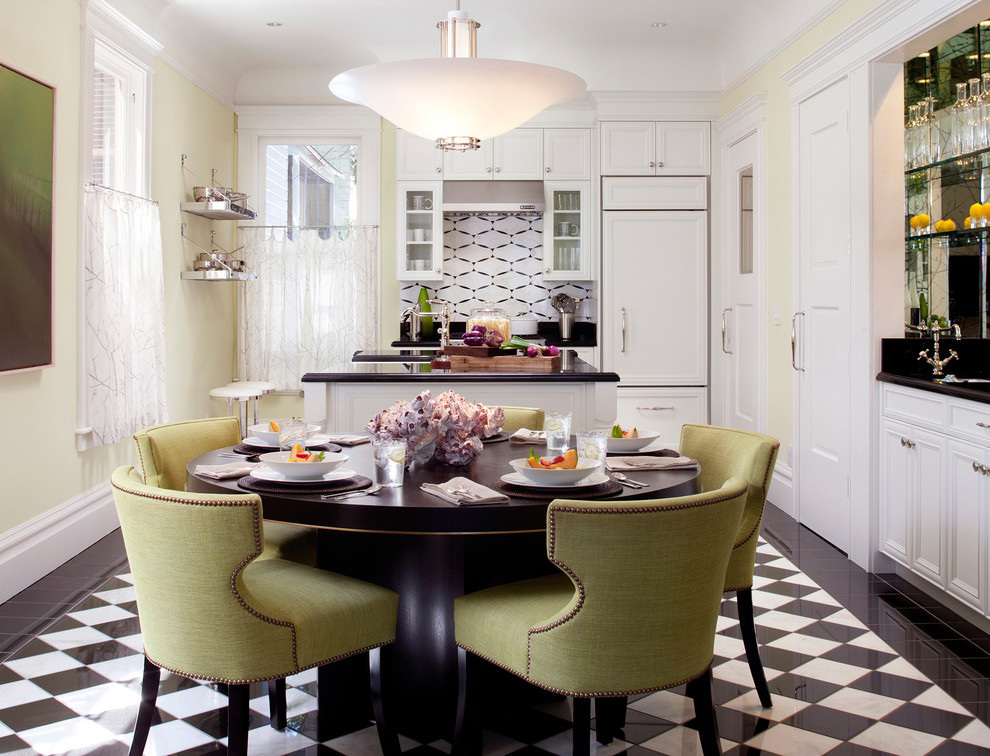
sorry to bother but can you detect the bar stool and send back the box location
[209,384,264,437]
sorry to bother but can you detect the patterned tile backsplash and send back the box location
[399,214,597,322]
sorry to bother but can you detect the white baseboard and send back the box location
[0,482,119,604]
[767,462,794,518]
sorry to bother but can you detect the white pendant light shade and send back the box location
[330,58,585,147]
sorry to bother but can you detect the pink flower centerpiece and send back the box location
[366,390,504,465]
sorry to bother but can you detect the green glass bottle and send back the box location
[418,287,434,339]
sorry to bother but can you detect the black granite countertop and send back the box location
[878,337,990,404]
[394,320,597,349]
[303,358,617,383]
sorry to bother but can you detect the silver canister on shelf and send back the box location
[559,312,575,339]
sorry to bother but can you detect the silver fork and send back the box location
[611,472,647,488]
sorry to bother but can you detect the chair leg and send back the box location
[687,669,721,756]
[737,587,773,707]
[129,655,161,755]
[453,647,483,756]
[227,683,250,756]
[572,697,591,756]
[595,695,627,744]
[268,677,287,730]
[370,646,401,756]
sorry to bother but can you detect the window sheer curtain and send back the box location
[237,226,379,391]
[79,186,167,451]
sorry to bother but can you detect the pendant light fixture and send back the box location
[329,2,586,151]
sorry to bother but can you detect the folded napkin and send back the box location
[421,477,510,505]
[195,461,261,479]
[509,428,546,444]
[606,455,699,471]
[323,434,371,446]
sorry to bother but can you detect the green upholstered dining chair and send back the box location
[679,424,781,709]
[500,406,545,434]
[452,477,750,756]
[133,417,318,567]
[110,466,400,756]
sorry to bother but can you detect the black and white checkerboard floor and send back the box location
[2,536,990,755]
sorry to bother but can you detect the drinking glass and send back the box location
[373,439,407,487]
[576,431,608,464]
[544,411,572,455]
[279,419,307,450]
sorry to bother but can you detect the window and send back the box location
[265,144,358,237]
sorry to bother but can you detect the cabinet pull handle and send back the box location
[546,267,551,274]
[974,461,984,474]
[721,308,732,354]
[977,422,990,429]
[791,311,805,372]
[620,307,627,353]
[637,406,675,411]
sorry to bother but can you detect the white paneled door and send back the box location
[795,78,851,553]
[722,132,762,432]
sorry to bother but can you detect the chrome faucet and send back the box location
[913,322,961,376]
[400,299,452,348]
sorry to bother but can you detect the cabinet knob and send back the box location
[900,437,915,448]
[656,161,664,168]
[486,167,492,173]
[546,267,551,274]
[435,167,441,173]
[494,167,501,173]
[545,167,551,173]
[649,161,655,168]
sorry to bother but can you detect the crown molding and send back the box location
[715,93,768,143]
[591,91,721,121]
[157,53,235,111]
[82,0,163,60]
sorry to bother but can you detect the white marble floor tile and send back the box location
[799,589,843,607]
[88,652,146,683]
[56,681,140,716]
[753,610,817,633]
[4,650,84,678]
[155,684,228,718]
[93,585,138,604]
[750,590,798,610]
[627,690,695,724]
[849,721,945,756]
[66,604,135,626]
[0,679,50,708]
[818,607,868,629]
[37,626,112,650]
[765,631,842,658]
[721,690,811,722]
[847,631,897,654]
[714,658,782,687]
[877,656,932,682]
[19,716,118,755]
[116,719,215,755]
[744,722,843,756]
[712,633,746,659]
[638,725,732,755]
[817,686,906,719]
[788,657,871,686]
[910,684,975,716]
[954,717,990,747]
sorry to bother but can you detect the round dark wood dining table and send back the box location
[187,436,700,742]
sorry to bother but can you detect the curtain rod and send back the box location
[238,224,379,229]
[84,182,159,206]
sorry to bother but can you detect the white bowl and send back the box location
[259,451,347,480]
[599,428,661,452]
[248,422,321,447]
[510,456,601,486]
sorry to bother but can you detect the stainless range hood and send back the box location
[441,180,545,216]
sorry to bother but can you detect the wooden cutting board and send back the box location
[446,354,562,372]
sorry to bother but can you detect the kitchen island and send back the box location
[302,357,619,432]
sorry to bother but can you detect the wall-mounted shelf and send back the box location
[180,270,257,281]
[180,201,256,220]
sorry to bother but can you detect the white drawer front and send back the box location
[601,177,708,210]
[948,398,990,444]
[614,387,708,449]
[882,383,945,429]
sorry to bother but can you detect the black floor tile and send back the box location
[880,701,974,738]
[0,696,78,731]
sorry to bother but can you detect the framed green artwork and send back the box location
[0,62,54,372]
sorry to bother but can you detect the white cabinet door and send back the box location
[912,428,947,588]
[614,387,708,448]
[494,129,543,179]
[946,438,988,612]
[443,140,495,179]
[601,122,655,176]
[543,182,592,281]
[656,122,711,176]
[879,418,913,567]
[397,182,443,281]
[544,129,591,180]
[396,130,443,180]
[603,210,707,385]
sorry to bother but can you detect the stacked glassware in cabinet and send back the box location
[543,183,592,281]
[397,184,442,282]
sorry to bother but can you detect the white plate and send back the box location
[244,433,333,448]
[253,467,357,484]
[598,429,662,452]
[501,472,610,490]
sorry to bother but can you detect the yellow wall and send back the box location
[0,1,238,537]
[719,0,885,454]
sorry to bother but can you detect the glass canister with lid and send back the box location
[466,302,511,342]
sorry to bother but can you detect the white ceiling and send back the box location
[106,0,846,108]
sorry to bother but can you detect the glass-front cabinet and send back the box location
[397,182,442,281]
[904,20,990,337]
[543,182,592,281]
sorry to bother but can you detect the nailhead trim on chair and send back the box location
[454,641,713,699]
